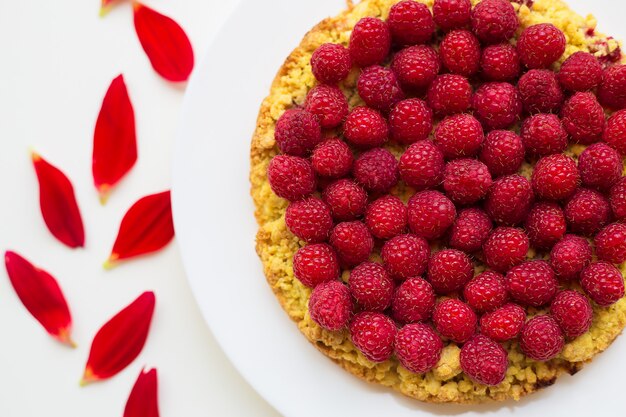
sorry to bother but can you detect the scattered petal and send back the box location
[124,368,160,417]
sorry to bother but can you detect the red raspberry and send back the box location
[485,174,533,225]
[557,51,603,91]
[311,139,353,179]
[550,290,593,339]
[365,195,407,240]
[388,99,434,144]
[550,235,592,281]
[578,143,622,191]
[392,278,436,323]
[381,234,430,280]
[357,65,405,112]
[349,312,396,362]
[464,271,508,313]
[505,260,558,307]
[304,85,348,129]
[349,17,391,68]
[517,24,566,69]
[310,43,351,84]
[293,243,340,288]
[408,191,456,240]
[387,1,435,46]
[518,69,564,114]
[395,323,443,373]
[598,64,626,110]
[427,249,474,294]
[564,188,611,236]
[460,334,508,385]
[449,207,492,253]
[427,74,472,116]
[595,223,626,264]
[391,46,441,92]
[479,130,525,177]
[472,82,522,130]
[353,148,399,193]
[433,299,477,342]
[433,0,471,32]
[343,107,388,148]
[520,114,568,156]
[274,109,322,156]
[561,92,606,145]
[481,43,520,81]
[329,221,374,267]
[443,159,493,205]
[483,227,529,273]
[604,109,626,156]
[520,315,564,361]
[531,154,580,201]
[308,281,352,331]
[524,202,566,250]
[267,155,316,201]
[349,262,394,311]
[434,114,484,159]
[322,179,368,221]
[610,177,626,220]
[398,140,444,190]
[580,261,625,306]
[470,0,518,44]
[285,198,333,243]
[440,30,481,77]
[480,303,525,342]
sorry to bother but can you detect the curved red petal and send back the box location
[124,368,160,417]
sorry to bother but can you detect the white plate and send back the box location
[172,1,626,416]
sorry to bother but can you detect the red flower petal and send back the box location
[124,368,160,417]
[81,291,156,385]
[93,74,137,203]
[32,151,85,248]
[105,191,174,268]
[132,1,194,82]
[100,0,123,16]
[4,251,75,347]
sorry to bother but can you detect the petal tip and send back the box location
[80,368,96,387]
[103,254,119,270]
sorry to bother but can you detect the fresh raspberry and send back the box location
[524,202,566,250]
[293,243,340,288]
[610,177,626,220]
[310,43,351,84]
[353,148,399,193]
[480,43,520,81]
[517,23,566,69]
[434,114,484,159]
[464,271,508,313]
[531,154,580,201]
[550,235,592,281]
[564,188,611,236]
[432,299,477,342]
[267,155,316,201]
[505,260,558,307]
[485,175,533,225]
[349,312,396,362]
[460,334,508,386]
[483,227,529,273]
[550,290,593,339]
[388,99,434,144]
[387,0,435,46]
[595,223,626,264]
[357,65,405,112]
[343,107,388,148]
[395,323,443,373]
[443,159,493,205]
[480,303,525,342]
[598,64,626,110]
[520,315,564,361]
[311,139,353,179]
[557,51,603,91]
[517,69,564,114]
[427,74,472,116]
[580,261,625,306]
[308,281,352,331]
[472,82,522,130]
[398,140,444,190]
[391,46,441,92]
[449,207,492,253]
[274,109,322,156]
[304,85,348,129]
[381,234,430,280]
[392,278,436,323]
[520,114,568,156]
[322,179,368,221]
[440,30,481,77]
[604,109,626,156]
[479,130,525,177]
[349,262,394,311]
[349,17,391,68]
[561,92,606,145]
[329,221,374,267]
[578,143,622,191]
[408,191,456,240]
[365,195,407,240]
[285,198,333,243]
[427,249,474,294]
[433,0,471,32]
[470,0,519,44]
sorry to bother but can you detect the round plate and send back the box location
[172,1,626,416]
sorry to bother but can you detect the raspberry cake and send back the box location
[250,0,626,403]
